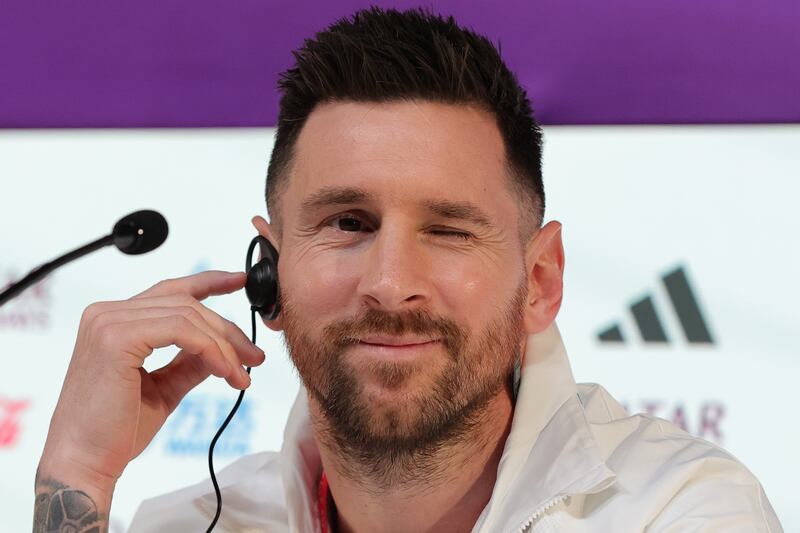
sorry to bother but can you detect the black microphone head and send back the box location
[112,210,169,255]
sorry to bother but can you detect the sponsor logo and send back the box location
[161,393,255,457]
[620,398,726,445]
[0,269,53,330]
[597,265,714,345]
[0,396,31,448]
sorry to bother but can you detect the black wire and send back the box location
[206,308,257,532]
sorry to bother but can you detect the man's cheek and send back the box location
[303,258,360,309]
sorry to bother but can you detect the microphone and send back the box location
[112,210,169,255]
[0,210,168,307]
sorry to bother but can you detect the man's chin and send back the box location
[315,363,505,460]
[344,394,443,445]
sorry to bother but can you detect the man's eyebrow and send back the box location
[422,199,496,230]
[300,186,496,230]
[300,186,375,212]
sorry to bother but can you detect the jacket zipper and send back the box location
[515,494,568,533]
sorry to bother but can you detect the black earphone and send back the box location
[206,235,280,532]
[245,235,281,320]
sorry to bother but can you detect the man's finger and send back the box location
[131,270,247,301]
[91,297,265,368]
[90,305,256,386]
[127,295,264,367]
[95,315,237,383]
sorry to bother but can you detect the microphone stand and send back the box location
[0,234,113,307]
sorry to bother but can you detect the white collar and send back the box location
[472,323,616,532]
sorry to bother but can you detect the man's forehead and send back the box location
[283,100,515,221]
[291,100,505,170]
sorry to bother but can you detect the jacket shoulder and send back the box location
[128,450,287,533]
[574,383,782,532]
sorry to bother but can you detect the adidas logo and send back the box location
[597,265,714,345]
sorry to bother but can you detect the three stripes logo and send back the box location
[597,265,714,345]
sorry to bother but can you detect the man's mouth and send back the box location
[355,338,441,357]
[358,335,438,347]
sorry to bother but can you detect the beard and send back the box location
[280,279,528,489]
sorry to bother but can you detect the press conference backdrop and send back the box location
[0,125,796,530]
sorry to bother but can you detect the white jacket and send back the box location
[129,324,783,532]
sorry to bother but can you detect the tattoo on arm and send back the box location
[33,477,107,533]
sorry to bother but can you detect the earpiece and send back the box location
[245,235,281,320]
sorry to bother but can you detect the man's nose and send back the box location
[356,225,432,312]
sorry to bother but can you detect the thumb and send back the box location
[132,352,214,459]
[149,350,214,413]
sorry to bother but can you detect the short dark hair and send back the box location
[266,7,544,245]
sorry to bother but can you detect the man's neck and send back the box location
[310,389,514,533]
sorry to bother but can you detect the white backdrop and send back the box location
[1,125,797,531]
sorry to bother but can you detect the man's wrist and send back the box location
[37,445,119,495]
[33,472,112,533]
[34,457,116,533]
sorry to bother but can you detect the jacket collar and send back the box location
[472,323,616,532]
[195,323,616,532]
[279,387,322,532]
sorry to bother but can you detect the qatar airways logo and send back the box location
[0,269,53,330]
[0,397,31,448]
[621,399,725,445]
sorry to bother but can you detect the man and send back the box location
[35,7,782,533]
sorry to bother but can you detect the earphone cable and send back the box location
[206,308,257,532]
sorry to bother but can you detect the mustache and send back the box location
[322,306,466,353]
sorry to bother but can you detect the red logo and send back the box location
[0,397,31,448]
[0,269,52,329]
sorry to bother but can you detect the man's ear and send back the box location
[522,221,565,334]
[251,215,284,332]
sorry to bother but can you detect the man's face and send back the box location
[273,100,530,458]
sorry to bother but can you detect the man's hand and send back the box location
[34,271,265,530]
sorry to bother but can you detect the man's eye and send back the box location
[328,215,368,232]
[430,229,473,241]
[337,217,362,231]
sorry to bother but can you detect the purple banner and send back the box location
[1,0,798,127]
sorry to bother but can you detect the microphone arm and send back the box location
[0,234,114,307]
[0,209,168,308]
